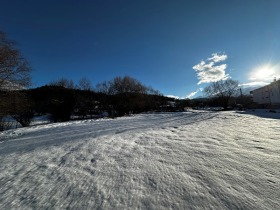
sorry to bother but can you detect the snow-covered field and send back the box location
[0,110,279,209]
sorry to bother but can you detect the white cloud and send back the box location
[165,95,180,99]
[208,53,228,63]
[193,53,229,84]
[165,89,203,100]
[241,81,269,87]
[185,88,203,99]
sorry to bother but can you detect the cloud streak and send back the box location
[165,88,203,100]
[186,88,203,99]
[240,81,270,87]
[208,53,228,63]
[193,53,229,84]
[165,95,180,99]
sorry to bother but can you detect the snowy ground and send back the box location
[0,111,279,209]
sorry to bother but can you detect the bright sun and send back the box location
[251,65,275,80]
[255,68,274,78]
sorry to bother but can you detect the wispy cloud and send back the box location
[193,53,229,84]
[185,88,203,99]
[208,53,228,63]
[240,81,270,87]
[165,95,180,99]
[165,89,203,100]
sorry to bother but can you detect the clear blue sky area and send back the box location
[1,0,280,98]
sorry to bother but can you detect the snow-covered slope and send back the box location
[0,111,279,209]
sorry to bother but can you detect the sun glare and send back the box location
[251,65,275,80]
[255,68,274,78]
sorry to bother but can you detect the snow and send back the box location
[0,111,279,209]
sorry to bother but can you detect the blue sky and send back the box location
[1,0,280,98]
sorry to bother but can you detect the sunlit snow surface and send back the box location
[0,111,279,209]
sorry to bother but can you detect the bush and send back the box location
[12,111,34,127]
[0,116,15,131]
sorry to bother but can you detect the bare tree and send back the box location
[0,31,31,89]
[0,31,32,129]
[0,90,34,128]
[96,80,113,94]
[147,86,161,95]
[96,76,151,95]
[114,76,148,94]
[49,78,75,89]
[9,91,34,127]
[78,77,92,91]
[204,79,239,110]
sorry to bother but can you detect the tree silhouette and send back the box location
[204,79,239,110]
[0,31,31,89]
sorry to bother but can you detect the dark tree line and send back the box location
[1,76,175,128]
[1,74,254,130]
[27,76,173,123]
[1,76,255,130]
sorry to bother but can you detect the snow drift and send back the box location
[0,111,279,209]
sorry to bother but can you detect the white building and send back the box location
[251,79,280,107]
